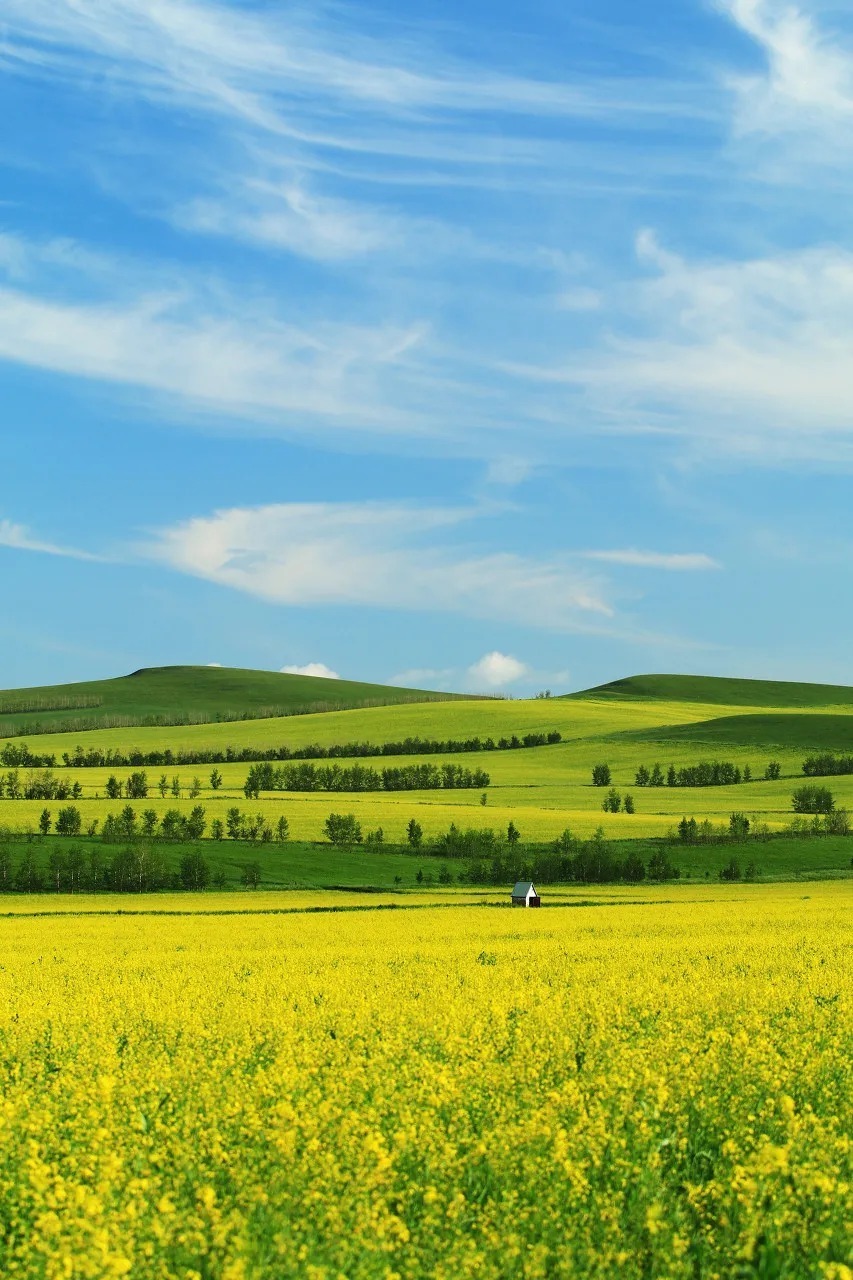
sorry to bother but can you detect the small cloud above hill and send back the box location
[467,651,528,688]
[280,662,340,679]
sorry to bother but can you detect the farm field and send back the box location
[5,668,853,844]
[1,882,850,1278]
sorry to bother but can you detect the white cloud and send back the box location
[175,180,400,261]
[718,0,853,136]
[467,651,528,688]
[0,0,695,141]
[0,518,102,561]
[142,501,616,632]
[279,662,340,680]
[0,252,429,434]
[206,662,222,667]
[510,234,853,458]
[581,550,721,570]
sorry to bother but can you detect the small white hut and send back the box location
[511,881,541,908]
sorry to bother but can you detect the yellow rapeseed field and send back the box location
[0,883,851,1279]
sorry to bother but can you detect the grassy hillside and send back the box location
[0,665,471,735]
[3,667,853,854]
[572,672,853,707]
[632,712,853,750]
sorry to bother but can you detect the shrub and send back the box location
[324,813,363,846]
[792,786,835,815]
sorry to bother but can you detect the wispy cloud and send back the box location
[141,501,617,632]
[0,519,103,562]
[580,549,721,570]
[0,238,431,435]
[506,231,853,460]
[718,0,853,136]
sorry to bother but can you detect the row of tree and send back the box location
[243,761,490,796]
[0,769,83,800]
[103,771,222,800]
[593,761,783,788]
[0,844,264,893]
[1,730,563,772]
[802,754,853,778]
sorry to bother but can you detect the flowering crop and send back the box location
[0,883,850,1278]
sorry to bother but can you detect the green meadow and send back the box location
[3,666,853,856]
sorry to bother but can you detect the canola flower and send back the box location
[0,883,850,1278]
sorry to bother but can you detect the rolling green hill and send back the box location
[0,665,473,735]
[572,673,853,708]
[630,712,853,751]
[3,666,853,854]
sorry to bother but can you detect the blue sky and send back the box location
[1,0,852,694]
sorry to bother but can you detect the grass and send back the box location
[573,671,853,707]
[3,669,853,856]
[0,664,472,735]
[4,830,852,891]
[631,711,853,749]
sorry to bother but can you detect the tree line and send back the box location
[243,761,490,796]
[0,770,84,800]
[802,753,853,778]
[0,730,562,771]
[0,844,264,894]
[592,760,783,788]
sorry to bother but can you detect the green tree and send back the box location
[210,819,225,841]
[48,847,67,892]
[117,806,137,839]
[623,794,635,815]
[241,861,261,889]
[591,763,611,787]
[507,820,521,846]
[209,769,223,792]
[324,813,363,846]
[602,788,621,814]
[179,851,210,891]
[126,771,148,799]
[188,777,202,800]
[765,761,781,781]
[55,806,82,837]
[792,785,835,815]
[105,775,123,800]
[171,776,181,799]
[729,812,750,840]
[226,807,243,840]
[648,850,680,881]
[67,846,85,893]
[158,774,168,799]
[141,809,159,838]
[634,765,650,787]
[185,806,207,840]
[161,809,185,840]
[276,816,290,842]
[39,808,52,836]
[407,818,423,849]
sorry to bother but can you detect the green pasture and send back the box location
[0,664,469,735]
[0,691,761,759]
[2,831,851,892]
[573,671,853,707]
[3,669,853,849]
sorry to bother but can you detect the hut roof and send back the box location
[512,881,536,896]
